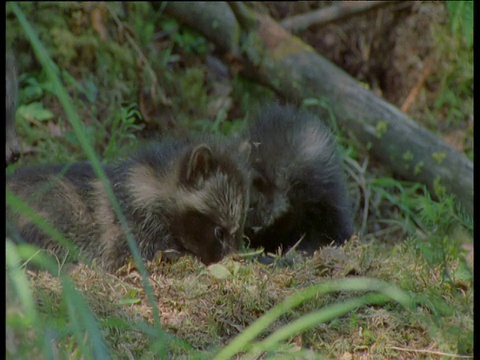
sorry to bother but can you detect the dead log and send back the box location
[163,2,473,218]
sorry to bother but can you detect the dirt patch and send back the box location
[263,2,472,156]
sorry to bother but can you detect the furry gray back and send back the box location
[245,103,353,253]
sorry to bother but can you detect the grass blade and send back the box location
[214,277,413,359]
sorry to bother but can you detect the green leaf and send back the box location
[454,260,472,281]
[208,264,232,279]
[119,298,142,305]
[17,102,55,122]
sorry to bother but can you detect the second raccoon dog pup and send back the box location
[245,103,353,254]
[7,137,251,271]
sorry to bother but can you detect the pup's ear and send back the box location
[181,144,213,186]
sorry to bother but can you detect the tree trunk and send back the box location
[163,2,473,218]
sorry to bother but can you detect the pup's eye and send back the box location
[214,226,226,241]
[253,175,268,192]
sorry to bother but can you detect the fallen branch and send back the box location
[280,1,398,32]
[163,2,473,217]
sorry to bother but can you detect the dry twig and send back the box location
[388,346,473,359]
[344,156,370,236]
[400,56,435,113]
[281,1,396,32]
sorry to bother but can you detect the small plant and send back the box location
[102,103,143,161]
[412,191,472,282]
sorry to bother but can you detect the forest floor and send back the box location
[6,2,473,359]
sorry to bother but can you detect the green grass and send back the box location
[6,2,473,359]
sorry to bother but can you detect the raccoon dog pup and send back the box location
[7,137,251,271]
[245,103,353,254]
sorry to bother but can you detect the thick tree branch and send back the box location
[228,2,257,32]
